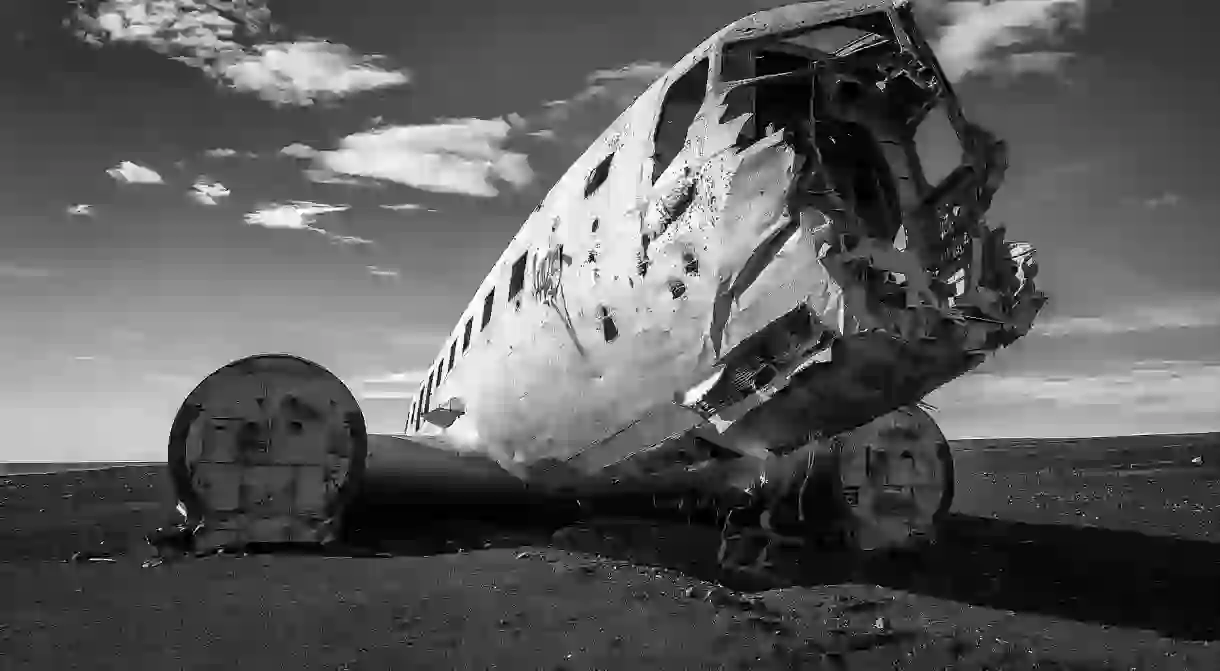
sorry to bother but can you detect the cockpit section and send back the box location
[708,6,990,282]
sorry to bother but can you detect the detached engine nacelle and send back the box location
[166,354,368,550]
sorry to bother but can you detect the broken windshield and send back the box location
[718,14,894,84]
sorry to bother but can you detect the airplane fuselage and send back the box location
[164,0,1046,559]
[401,0,1044,497]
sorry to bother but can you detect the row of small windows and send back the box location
[408,247,531,431]
[408,58,711,432]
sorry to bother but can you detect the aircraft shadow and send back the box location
[327,505,1220,641]
[857,514,1220,642]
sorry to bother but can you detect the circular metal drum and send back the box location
[835,405,954,552]
[167,354,367,550]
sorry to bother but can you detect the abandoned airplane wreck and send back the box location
[162,0,1047,579]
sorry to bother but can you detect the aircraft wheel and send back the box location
[166,354,367,552]
[832,404,954,553]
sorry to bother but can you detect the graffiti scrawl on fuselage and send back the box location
[531,242,586,357]
[532,243,568,306]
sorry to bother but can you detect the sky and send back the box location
[1,0,1217,462]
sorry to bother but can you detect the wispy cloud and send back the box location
[928,0,1089,82]
[71,1,410,106]
[540,61,669,126]
[329,234,374,246]
[366,265,400,279]
[379,203,435,213]
[66,203,95,218]
[202,147,254,158]
[1143,192,1182,209]
[188,178,231,205]
[0,262,57,279]
[362,370,425,384]
[313,117,534,197]
[303,168,382,188]
[936,361,1220,416]
[520,60,670,143]
[243,200,371,245]
[1034,296,1220,337]
[224,41,410,106]
[280,143,317,159]
[244,200,348,231]
[359,369,427,400]
[106,160,163,185]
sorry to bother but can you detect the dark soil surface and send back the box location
[1,433,1218,670]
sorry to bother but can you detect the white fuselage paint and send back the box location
[395,0,1045,497]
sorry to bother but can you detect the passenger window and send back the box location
[448,342,457,371]
[585,153,614,198]
[463,318,473,352]
[598,305,619,342]
[482,290,495,330]
[509,253,527,299]
[652,58,708,183]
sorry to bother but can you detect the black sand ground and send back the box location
[1,434,1218,669]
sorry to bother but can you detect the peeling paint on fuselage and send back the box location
[405,0,1046,499]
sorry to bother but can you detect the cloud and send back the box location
[304,168,382,187]
[329,234,374,246]
[366,265,400,279]
[999,50,1075,77]
[523,60,670,142]
[1034,296,1220,337]
[313,117,534,197]
[359,368,427,400]
[379,203,434,213]
[1143,192,1182,209]
[222,41,410,106]
[203,147,256,158]
[188,178,230,205]
[66,204,95,217]
[242,200,375,246]
[280,142,317,159]
[934,361,1220,417]
[71,1,410,106]
[106,160,163,185]
[244,200,348,231]
[928,0,1089,82]
[541,61,669,123]
[362,370,425,384]
[0,262,56,279]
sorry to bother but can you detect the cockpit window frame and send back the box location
[649,56,711,184]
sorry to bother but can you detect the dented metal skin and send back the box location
[168,1,1046,563]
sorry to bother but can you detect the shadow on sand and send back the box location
[301,503,1220,642]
